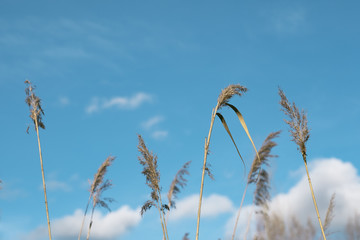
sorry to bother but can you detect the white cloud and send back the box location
[24,205,141,240]
[59,96,70,106]
[225,158,360,239]
[169,194,235,221]
[45,180,72,192]
[142,116,164,130]
[152,130,168,140]
[86,93,152,114]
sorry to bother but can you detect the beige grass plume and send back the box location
[137,134,169,240]
[232,131,280,240]
[279,87,327,240]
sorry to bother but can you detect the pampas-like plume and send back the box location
[137,134,169,240]
[78,156,115,240]
[25,80,52,240]
[248,131,280,184]
[167,161,191,209]
[217,84,247,109]
[322,193,336,238]
[279,87,327,240]
[278,88,309,162]
[231,131,280,240]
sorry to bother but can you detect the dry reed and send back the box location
[196,84,261,240]
[137,134,169,240]
[231,131,280,240]
[25,80,52,240]
[279,87,327,240]
[78,156,115,240]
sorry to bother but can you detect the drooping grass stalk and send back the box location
[137,134,169,240]
[232,131,280,240]
[196,84,261,240]
[78,156,115,240]
[25,80,52,240]
[279,88,327,240]
[166,161,191,223]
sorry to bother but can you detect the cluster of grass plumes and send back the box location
[21,81,345,240]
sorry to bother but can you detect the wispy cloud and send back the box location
[86,93,152,114]
[58,96,70,106]
[141,116,164,130]
[168,194,235,221]
[152,130,168,140]
[44,180,72,192]
[271,8,306,34]
[24,206,141,240]
[225,158,360,239]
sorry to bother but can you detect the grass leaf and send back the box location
[225,103,260,163]
[216,113,245,171]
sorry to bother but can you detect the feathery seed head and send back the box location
[217,84,247,109]
[278,88,310,161]
[248,131,280,184]
[90,156,115,195]
[137,134,161,197]
[25,80,45,131]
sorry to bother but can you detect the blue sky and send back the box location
[1,1,360,239]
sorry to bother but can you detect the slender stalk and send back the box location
[78,195,92,240]
[304,158,327,240]
[35,118,52,240]
[158,192,169,240]
[157,200,167,240]
[196,106,219,240]
[232,183,249,240]
[86,206,96,240]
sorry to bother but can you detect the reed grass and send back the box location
[77,156,115,240]
[25,80,52,240]
[278,87,327,240]
[196,84,261,240]
[232,131,280,240]
[137,134,169,240]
